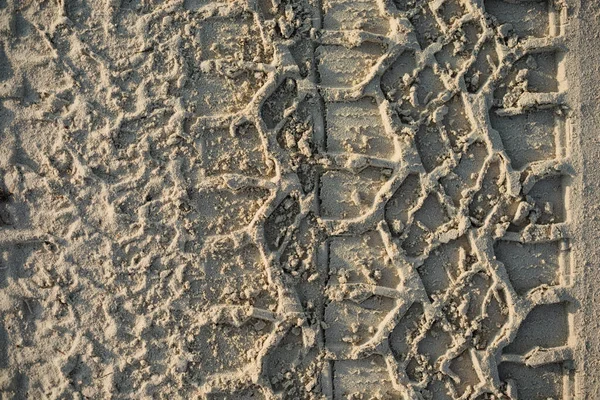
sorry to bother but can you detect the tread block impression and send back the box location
[504,302,570,354]
[410,4,443,49]
[322,0,389,35]
[490,109,561,169]
[261,78,298,129]
[316,43,385,87]
[200,123,273,177]
[324,296,396,356]
[319,168,389,219]
[495,51,562,107]
[381,50,417,103]
[194,14,271,115]
[329,232,400,288]
[441,141,488,206]
[332,356,402,399]
[435,21,483,73]
[418,236,472,298]
[415,124,451,172]
[402,193,451,256]
[495,240,562,295]
[498,362,566,400]
[325,98,393,159]
[526,175,567,224]
[485,0,551,39]
[385,174,422,236]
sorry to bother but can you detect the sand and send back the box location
[0,0,597,398]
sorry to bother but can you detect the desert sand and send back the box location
[0,0,598,398]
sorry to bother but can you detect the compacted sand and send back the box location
[0,0,598,398]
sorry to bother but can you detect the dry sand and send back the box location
[0,0,598,398]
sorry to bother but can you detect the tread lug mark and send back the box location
[261,78,297,129]
[264,195,300,250]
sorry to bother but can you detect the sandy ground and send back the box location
[0,0,597,398]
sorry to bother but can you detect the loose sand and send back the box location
[0,0,597,399]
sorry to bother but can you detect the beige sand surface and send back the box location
[0,0,597,398]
